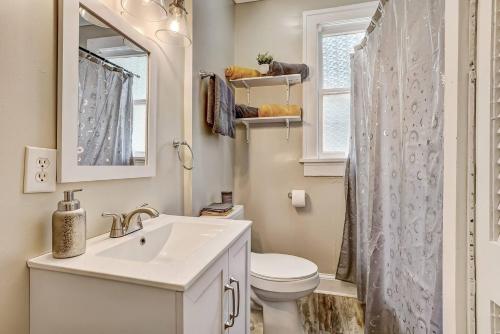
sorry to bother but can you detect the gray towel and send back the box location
[267,61,310,82]
[207,75,235,138]
[235,104,258,118]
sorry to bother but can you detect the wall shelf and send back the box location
[230,74,302,88]
[231,74,303,143]
[235,116,302,143]
[230,74,302,105]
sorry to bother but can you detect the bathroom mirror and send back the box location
[58,0,158,182]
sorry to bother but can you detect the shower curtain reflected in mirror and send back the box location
[336,0,444,333]
[77,52,135,166]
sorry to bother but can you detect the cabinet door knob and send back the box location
[224,284,236,329]
[229,277,240,318]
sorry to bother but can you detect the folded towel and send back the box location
[200,209,235,217]
[202,203,234,213]
[258,104,302,117]
[267,61,310,82]
[225,66,262,80]
[206,75,235,138]
[235,104,259,118]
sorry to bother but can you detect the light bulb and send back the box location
[169,18,180,32]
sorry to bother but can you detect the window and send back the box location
[320,31,364,154]
[302,3,377,176]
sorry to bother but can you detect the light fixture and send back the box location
[79,7,109,28]
[155,0,191,48]
[121,0,168,22]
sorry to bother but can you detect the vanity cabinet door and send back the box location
[227,230,251,334]
[182,253,229,334]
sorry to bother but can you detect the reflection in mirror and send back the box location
[78,6,148,166]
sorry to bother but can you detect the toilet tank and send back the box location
[225,205,245,220]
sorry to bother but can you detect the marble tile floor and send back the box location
[250,292,364,334]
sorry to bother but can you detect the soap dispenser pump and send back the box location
[52,189,86,259]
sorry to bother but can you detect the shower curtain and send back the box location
[78,53,134,166]
[336,0,444,333]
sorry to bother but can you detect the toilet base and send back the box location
[251,289,304,334]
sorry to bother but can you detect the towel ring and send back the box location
[173,140,194,170]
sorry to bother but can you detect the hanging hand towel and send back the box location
[225,66,262,80]
[206,75,235,138]
[258,104,302,117]
[267,61,310,82]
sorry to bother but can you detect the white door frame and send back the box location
[443,0,472,333]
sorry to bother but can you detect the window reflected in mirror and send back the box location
[78,6,148,166]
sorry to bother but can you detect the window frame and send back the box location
[302,3,377,176]
[132,98,147,160]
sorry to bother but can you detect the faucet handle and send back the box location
[102,213,124,238]
[102,212,121,219]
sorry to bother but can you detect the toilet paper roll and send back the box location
[291,190,306,208]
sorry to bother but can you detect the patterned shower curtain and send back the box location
[337,0,444,333]
[78,52,135,166]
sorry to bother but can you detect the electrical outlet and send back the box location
[24,146,57,193]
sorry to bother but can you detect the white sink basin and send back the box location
[97,222,228,263]
[28,215,251,291]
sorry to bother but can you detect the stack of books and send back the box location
[200,203,234,217]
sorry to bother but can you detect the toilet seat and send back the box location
[251,253,318,281]
[250,253,319,294]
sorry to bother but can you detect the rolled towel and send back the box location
[235,104,259,118]
[258,104,302,118]
[267,61,310,82]
[225,66,262,80]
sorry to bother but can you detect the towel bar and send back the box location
[199,71,216,79]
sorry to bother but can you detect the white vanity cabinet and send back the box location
[29,218,251,334]
[181,231,250,334]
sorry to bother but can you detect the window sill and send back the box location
[299,158,346,177]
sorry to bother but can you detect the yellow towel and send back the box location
[258,104,302,117]
[225,66,262,80]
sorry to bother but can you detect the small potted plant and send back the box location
[257,52,274,75]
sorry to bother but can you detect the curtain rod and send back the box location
[356,0,388,49]
[79,46,140,78]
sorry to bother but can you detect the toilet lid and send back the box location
[251,253,318,281]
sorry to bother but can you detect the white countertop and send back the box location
[28,215,251,292]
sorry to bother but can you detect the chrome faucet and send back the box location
[102,205,160,238]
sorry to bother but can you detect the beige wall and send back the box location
[233,0,371,274]
[187,0,235,216]
[0,1,185,332]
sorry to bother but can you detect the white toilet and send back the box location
[213,205,320,334]
[250,252,319,334]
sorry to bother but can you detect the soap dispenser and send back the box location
[52,189,86,259]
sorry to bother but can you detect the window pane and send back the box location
[132,103,147,155]
[110,55,148,100]
[322,32,364,89]
[323,94,350,153]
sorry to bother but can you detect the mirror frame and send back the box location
[57,0,158,183]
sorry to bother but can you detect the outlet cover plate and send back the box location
[24,146,57,193]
